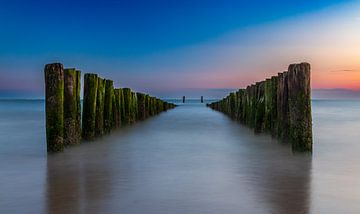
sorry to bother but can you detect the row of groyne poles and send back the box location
[207,62,312,152]
[182,96,204,103]
[45,63,176,153]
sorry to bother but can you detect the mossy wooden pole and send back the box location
[82,73,98,140]
[229,92,236,119]
[277,72,289,142]
[270,76,278,137]
[254,82,265,133]
[288,63,312,152]
[95,77,105,137]
[145,94,150,118]
[75,70,81,141]
[264,79,273,132]
[104,80,114,133]
[64,68,81,146]
[119,89,125,125]
[122,88,132,125]
[113,89,121,128]
[45,63,64,153]
[137,93,146,120]
[131,92,138,121]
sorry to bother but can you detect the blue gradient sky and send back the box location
[0,0,359,98]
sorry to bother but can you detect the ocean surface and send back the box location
[0,99,360,214]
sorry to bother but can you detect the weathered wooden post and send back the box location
[264,78,273,132]
[201,96,204,103]
[122,88,132,125]
[270,76,278,137]
[229,92,236,119]
[113,89,121,128]
[254,81,265,133]
[182,96,185,103]
[131,92,138,121]
[75,70,81,141]
[137,92,146,120]
[95,77,105,137]
[104,79,114,133]
[64,68,81,146]
[82,73,98,140]
[118,88,125,125]
[288,63,312,152]
[144,94,150,118]
[245,85,255,127]
[149,97,154,116]
[45,63,64,153]
[277,72,289,142]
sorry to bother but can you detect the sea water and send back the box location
[0,99,359,213]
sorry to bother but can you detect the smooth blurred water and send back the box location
[0,99,360,214]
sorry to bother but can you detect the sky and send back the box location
[0,0,359,98]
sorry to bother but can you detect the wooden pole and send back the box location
[182,96,185,103]
[277,72,289,142]
[288,63,312,152]
[254,81,265,133]
[131,92,138,121]
[104,79,114,133]
[82,73,98,140]
[113,89,121,128]
[95,77,105,137]
[64,68,81,146]
[118,88,125,126]
[122,88,132,125]
[45,63,64,153]
[137,92,146,120]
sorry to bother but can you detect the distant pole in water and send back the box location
[45,63,64,153]
[201,96,204,103]
[182,96,185,103]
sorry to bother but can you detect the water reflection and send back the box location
[46,141,118,213]
[242,144,312,213]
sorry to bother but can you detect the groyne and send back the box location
[45,63,176,153]
[207,63,312,152]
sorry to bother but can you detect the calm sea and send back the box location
[0,99,359,214]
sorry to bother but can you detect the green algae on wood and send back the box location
[95,77,105,137]
[75,70,81,142]
[122,88,132,125]
[64,68,81,146]
[104,79,114,133]
[276,72,290,142]
[270,76,278,137]
[207,62,313,153]
[82,73,98,140]
[131,92,138,121]
[113,89,121,128]
[254,82,265,133]
[287,63,312,152]
[118,88,125,125]
[145,94,151,118]
[137,93,146,120]
[44,62,177,153]
[45,63,64,153]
